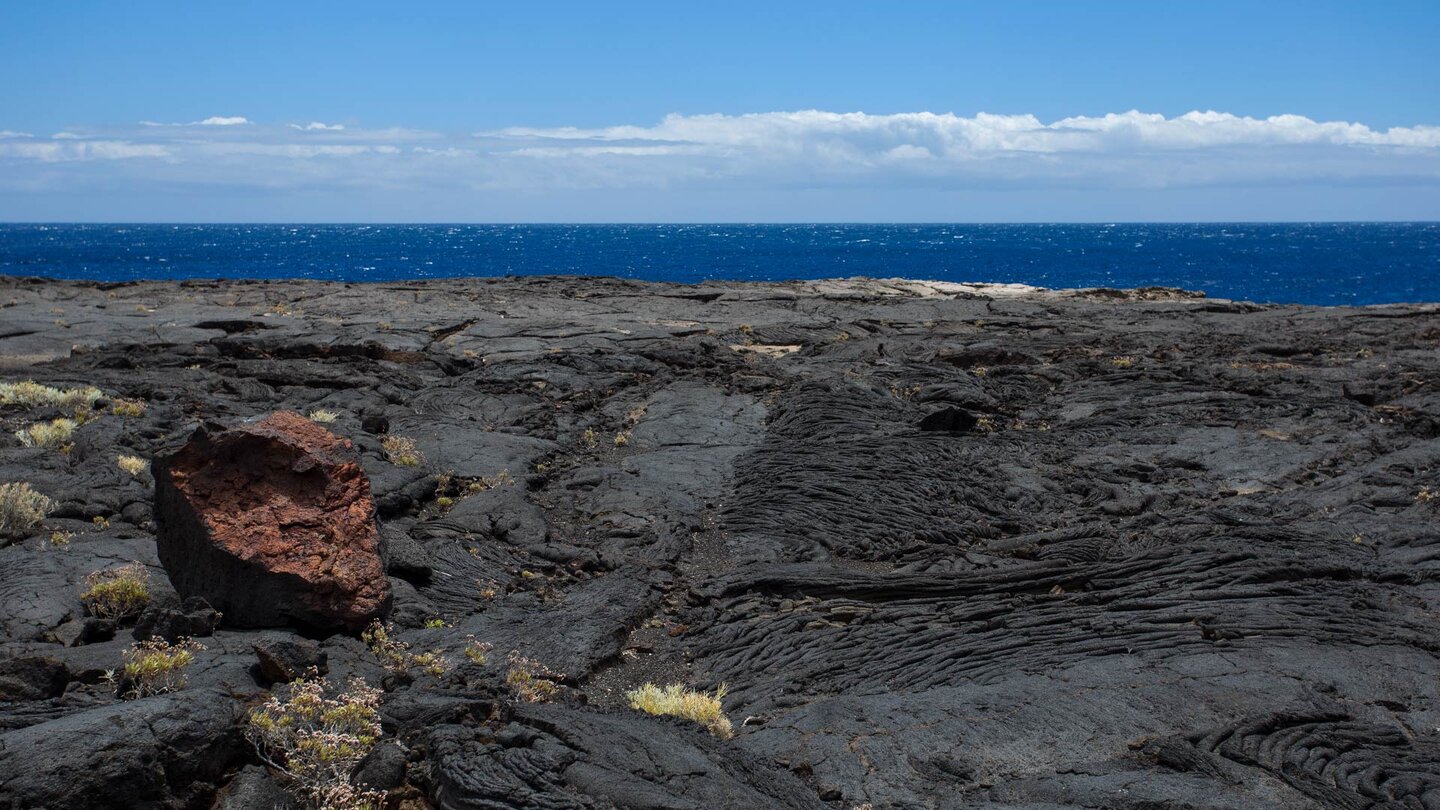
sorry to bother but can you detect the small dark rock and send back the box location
[47,617,115,647]
[253,635,328,684]
[0,690,243,809]
[354,741,408,791]
[380,529,434,583]
[120,501,152,526]
[0,656,69,701]
[214,765,290,810]
[132,597,222,642]
[918,406,979,432]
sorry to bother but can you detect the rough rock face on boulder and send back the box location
[154,411,390,631]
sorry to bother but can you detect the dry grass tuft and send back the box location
[15,417,78,448]
[0,481,53,538]
[307,408,339,424]
[0,380,102,410]
[117,454,149,477]
[625,682,733,738]
[110,398,146,417]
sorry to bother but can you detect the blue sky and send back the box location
[1,1,1438,221]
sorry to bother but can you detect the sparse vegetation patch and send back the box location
[246,671,385,810]
[0,482,52,539]
[362,620,449,676]
[15,417,78,448]
[81,562,152,620]
[626,682,733,738]
[0,380,103,410]
[117,454,150,477]
[505,652,560,702]
[463,636,493,665]
[116,637,204,698]
[381,435,423,467]
[110,398,146,417]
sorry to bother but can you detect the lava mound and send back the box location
[153,411,390,631]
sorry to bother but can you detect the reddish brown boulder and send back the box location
[154,411,390,631]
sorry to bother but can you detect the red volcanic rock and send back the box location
[154,411,390,631]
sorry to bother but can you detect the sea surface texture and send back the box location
[1,222,1435,305]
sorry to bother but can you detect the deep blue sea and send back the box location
[1,223,1436,306]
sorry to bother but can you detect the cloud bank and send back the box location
[1,110,1437,218]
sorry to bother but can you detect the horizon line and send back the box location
[3,220,1439,227]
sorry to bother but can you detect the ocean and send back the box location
[1,222,1436,306]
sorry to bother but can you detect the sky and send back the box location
[1,1,1437,222]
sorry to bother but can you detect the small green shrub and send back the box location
[81,562,151,620]
[626,682,733,738]
[0,481,52,539]
[15,417,78,448]
[116,636,204,698]
[246,671,385,810]
[380,435,423,467]
[463,636,493,665]
[307,408,339,424]
[362,620,449,677]
[465,469,513,493]
[505,652,559,702]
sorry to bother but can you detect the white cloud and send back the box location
[487,109,1440,154]
[470,110,1440,191]
[142,116,252,127]
[0,139,170,162]
[2,110,1437,196]
[0,130,34,139]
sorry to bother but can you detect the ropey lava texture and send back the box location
[154,411,389,630]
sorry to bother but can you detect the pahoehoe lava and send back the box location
[1,275,1438,809]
